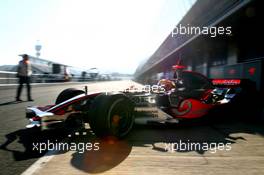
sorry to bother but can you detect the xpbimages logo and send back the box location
[171,24,232,38]
[32,140,100,153]
[164,140,232,153]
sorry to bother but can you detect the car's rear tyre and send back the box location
[89,93,134,138]
[55,88,85,104]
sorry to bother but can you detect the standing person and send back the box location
[16,54,34,101]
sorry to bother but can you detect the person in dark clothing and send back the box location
[16,54,33,101]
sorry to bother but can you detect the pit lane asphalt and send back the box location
[0,80,138,175]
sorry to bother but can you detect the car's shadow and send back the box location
[0,126,132,173]
[0,128,66,161]
[130,121,248,154]
[70,135,132,174]
[1,118,264,173]
[69,118,264,173]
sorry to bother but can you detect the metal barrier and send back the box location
[0,71,87,85]
[0,71,131,85]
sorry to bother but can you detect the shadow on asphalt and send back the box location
[71,136,132,174]
[69,118,264,173]
[130,121,251,155]
[0,128,66,161]
[1,119,264,173]
[0,101,26,106]
[0,126,132,173]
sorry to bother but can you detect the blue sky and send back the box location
[0,0,195,73]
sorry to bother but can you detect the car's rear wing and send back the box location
[211,79,241,86]
[211,79,257,90]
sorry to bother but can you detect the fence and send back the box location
[0,71,89,85]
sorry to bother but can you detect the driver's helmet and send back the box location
[172,65,186,70]
[158,79,175,91]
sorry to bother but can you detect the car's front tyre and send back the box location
[89,93,134,138]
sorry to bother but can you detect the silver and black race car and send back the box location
[25,65,260,138]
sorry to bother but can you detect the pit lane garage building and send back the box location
[134,0,264,95]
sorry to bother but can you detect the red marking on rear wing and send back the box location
[212,79,241,86]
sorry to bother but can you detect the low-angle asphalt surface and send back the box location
[0,81,264,175]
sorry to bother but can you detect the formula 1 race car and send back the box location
[25,65,259,138]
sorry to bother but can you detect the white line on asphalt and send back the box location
[21,150,57,175]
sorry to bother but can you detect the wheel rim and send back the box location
[108,99,133,137]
